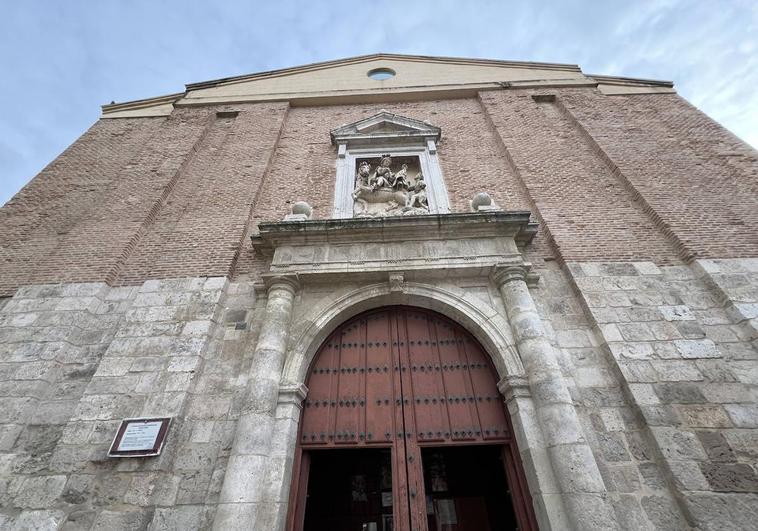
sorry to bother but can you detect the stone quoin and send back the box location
[0,54,757,530]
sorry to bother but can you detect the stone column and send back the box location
[498,374,570,531]
[492,265,618,530]
[214,276,299,530]
[255,383,308,530]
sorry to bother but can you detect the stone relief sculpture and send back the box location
[352,154,430,217]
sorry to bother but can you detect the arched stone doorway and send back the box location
[287,306,537,531]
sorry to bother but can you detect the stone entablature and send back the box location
[251,211,538,282]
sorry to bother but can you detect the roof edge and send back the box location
[185,53,583,91]
[588,73,674,88]
[101,92,184,114]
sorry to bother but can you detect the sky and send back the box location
[1,0,756,206]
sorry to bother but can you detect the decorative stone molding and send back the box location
[278,382,308,407]
[330,110,441,148]
[252,212,538,283]
[497,374,531,402]
[388,272,405,292]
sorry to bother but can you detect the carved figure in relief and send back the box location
[352,155,429,217]
[406,176,428,209]
[357,161,371,186]
[391,163,409,190]
[372,154,394,190]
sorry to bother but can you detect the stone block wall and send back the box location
[561,258,758,530]
[531,261,687,529]
[0,263,756,529]
[0,277,262,529]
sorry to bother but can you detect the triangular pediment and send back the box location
[330,111,441,146]
[100,54,675,118]
[178,54,589,106]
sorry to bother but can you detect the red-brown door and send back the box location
[289,307,537,531]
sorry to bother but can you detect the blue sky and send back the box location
[1,0,756,206]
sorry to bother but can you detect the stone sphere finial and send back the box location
[470,192,495,212]
[291,201,312,218]
[284,201,313,221]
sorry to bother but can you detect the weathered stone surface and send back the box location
[149,506,206,530]
[92,509,153,530]
[697,431,737,462]
[641,495,688,530]
[724,404,758,428]
[683,492,758,531]
[700,462,758,492]
[13,475,67,508]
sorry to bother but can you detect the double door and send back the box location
[288,307,536,531]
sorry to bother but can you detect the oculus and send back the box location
[367,67,396,80]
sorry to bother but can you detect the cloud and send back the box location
[1,0,756,205]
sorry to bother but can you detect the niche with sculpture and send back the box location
[352,154,429,217]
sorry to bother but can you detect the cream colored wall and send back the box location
[182,58,588,102]
[99,56,677,118]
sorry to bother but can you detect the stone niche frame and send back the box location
[330,111,450,218]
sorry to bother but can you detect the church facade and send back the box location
[0,54,757,530]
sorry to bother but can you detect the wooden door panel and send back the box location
[365,312,396,444]
[294,307,534,531]
[333,320,363,445]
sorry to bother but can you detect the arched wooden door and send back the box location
[288,307,536,531]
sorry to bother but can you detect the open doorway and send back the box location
[290,307,537,531]
[421,446,518,531]
[303,448,394,531]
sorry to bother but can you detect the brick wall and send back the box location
[0,118,164,295]
[2,87,757,295]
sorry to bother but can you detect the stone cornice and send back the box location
[330,110,441,147]
[251,212,538,284]
[252,211,537,250]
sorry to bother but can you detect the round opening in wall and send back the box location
[367,68,396,81]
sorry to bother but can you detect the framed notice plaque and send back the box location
[108,417,171,457]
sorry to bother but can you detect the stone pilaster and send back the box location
[213,276,299,530]
[492,264,618,530]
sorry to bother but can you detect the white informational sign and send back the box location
[108,417,171,457]
[117,421,163,451]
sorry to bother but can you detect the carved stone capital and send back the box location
[262,274,300,296]
[491,262,539,288]
[497,374,531,403]
[491,263,529,286]
[278,382,309,408]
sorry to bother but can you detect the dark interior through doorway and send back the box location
[304,448,394,531]
[421,445,518,531]
[302,445,518,531]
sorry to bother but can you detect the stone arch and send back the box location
[281,281,525,388]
